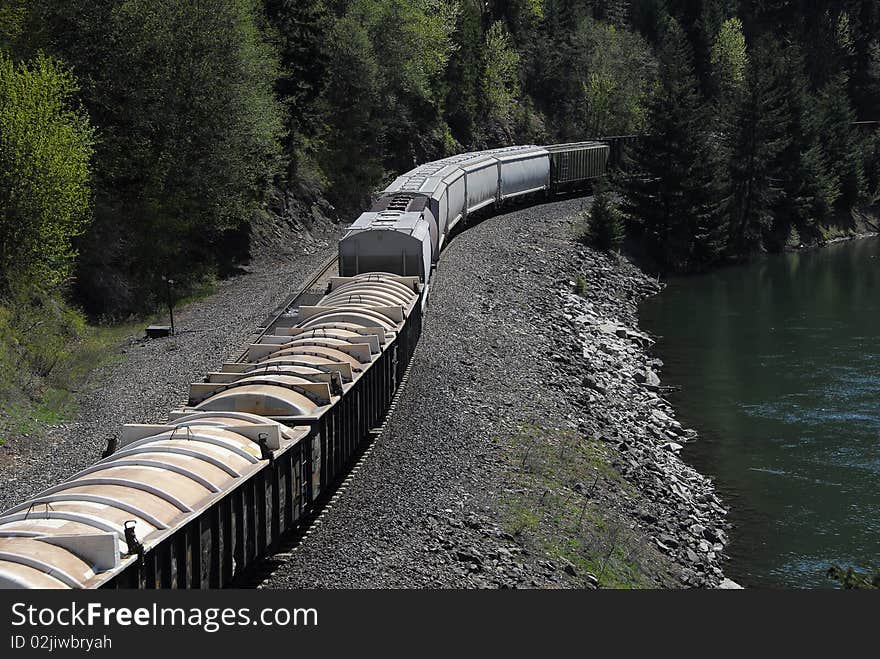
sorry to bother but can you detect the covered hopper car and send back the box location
[338,141,614,290]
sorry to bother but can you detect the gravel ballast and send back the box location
[264,197,731,589]
[0,233,337,512]
[0,197,732,588]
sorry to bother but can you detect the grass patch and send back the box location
[500,424,650,589]
[4,389,77,435]
[171,274,218,309]
[0,291,139,447]
[49,322,138,388]
[0,269,219,449]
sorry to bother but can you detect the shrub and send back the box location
[584,183,625,252]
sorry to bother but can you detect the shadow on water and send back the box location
[639,237,880,588]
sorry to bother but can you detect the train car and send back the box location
[497,146,552,200]
[0,274,423,589]
[601,135,640,170]
[547,141,609,192]
[382,145,551,255]
[338,207,434,290]
[383,151,476,248]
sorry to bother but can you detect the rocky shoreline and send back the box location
[552,244,733,586]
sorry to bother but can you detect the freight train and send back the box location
[0,138,630,589]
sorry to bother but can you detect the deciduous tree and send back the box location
[0,52,93,296]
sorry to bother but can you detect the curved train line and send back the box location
[0,139,631,589]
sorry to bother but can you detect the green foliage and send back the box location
[585,183,625,252]
[318,14,383,215]
[3,0,878,298]
[771,48,838,245]
[444,0,485,147]
[864,131,880,200]
[0,52,93,296]
[0,0,28,52]
[0,289,86,394]
[33,0,284,315]
[722,39,787,254]
[527,0,545,20]
[502,425,650,588]
[578,22,655,136]
[622,20,725,272]
[4,389,77,436]
[0,288,138,446]
[597,0,630,28]
[532,11,655,140]
[815,73,866,210]
[507,503,541,536]
[264,0,332,180]
[318,0,460,212]
[483,21,522,141]
[827,564,880,590]
[710,17,747,100]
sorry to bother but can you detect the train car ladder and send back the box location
[559,153,570,182]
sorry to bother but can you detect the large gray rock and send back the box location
[717,578,744,589]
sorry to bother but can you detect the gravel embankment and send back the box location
[265,197,731,589]
[0,196,733,588]
[0,228,338,512]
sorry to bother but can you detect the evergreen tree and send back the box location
[445,0,486,148]
[482,21,522,142]
[328,0,459,176]
[0,0,28,53]
[585,182,625,251]
[772,48,837,245]
[32,0,285,314]
[709,16,747,107]
[531,10,655,140]
[318,14,383,215]
[848,0,880,120]
[864,131,880,200]
[816,72,866,211]
[264,0,331,180]
[598,0,630,28]
[693,0,733,93]
[630,0,670,44]
[622,19,725,272]
[577,19,655,137]
[722,39,787,255]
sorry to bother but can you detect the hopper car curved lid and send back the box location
[0,415,305,589]
[342,210,436,258]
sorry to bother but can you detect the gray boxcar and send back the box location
[338,212,433,286]
[547,142,609,191]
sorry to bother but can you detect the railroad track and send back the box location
[232,254,340,363]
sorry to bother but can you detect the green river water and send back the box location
[639,237,880,587]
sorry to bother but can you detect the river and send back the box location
[639,236,880,588]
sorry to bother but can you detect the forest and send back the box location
[1,0,879,406]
